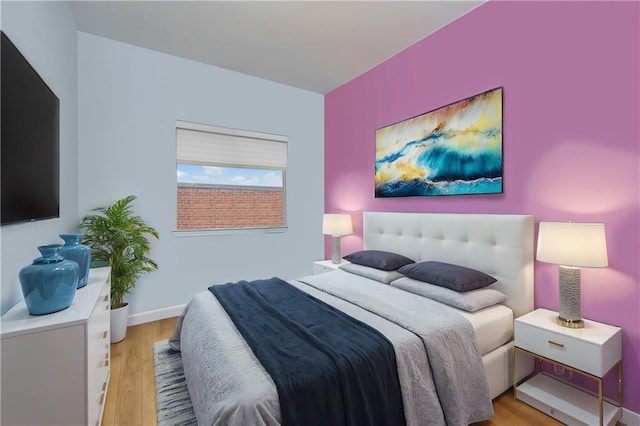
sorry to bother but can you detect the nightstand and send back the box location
[513,308,622,426]
[312,259,349,274]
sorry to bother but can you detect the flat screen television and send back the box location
[1,31,60,225]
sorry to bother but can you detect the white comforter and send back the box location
[170,270,493,425]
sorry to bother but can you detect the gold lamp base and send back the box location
[556,316,584,328]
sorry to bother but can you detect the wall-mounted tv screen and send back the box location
[1,31,60,225]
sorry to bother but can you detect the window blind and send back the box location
[176,121,287,169]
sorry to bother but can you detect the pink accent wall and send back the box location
[325,1,640,413]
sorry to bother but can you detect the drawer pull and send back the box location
[102,381,107,391]
[548,340,565,348]
[102,331,108,339]
[103,295,109,302]
[105,353,109,360]
[104,359,109,367]
[99,392,105,405]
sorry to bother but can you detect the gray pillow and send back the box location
[343,250,414,271]
[398,261,496,292]
[391,277,507,312]
[339,263,405,284]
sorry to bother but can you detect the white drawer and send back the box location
[87,278,111,426]
[313,264,333,274]
[515,309,622,377]
[312,260,348,275]
[515,321,602,375]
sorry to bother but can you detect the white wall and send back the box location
[78,33,324,315]
[0,1,78,315]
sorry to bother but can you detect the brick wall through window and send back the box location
[177,183,285,230]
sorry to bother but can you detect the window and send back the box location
[176,121,287,233]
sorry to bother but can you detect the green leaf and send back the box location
[79,195,159,307]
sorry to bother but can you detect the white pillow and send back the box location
[339,263,405,284]
[390,277,507,312]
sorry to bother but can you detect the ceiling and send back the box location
[70,1,484,94]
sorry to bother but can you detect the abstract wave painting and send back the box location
[375,87,503,197]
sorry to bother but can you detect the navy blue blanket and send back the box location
[209,278,405,426]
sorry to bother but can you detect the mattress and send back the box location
[326,268,514,356]
[457,304,513,356]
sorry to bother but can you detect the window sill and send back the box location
[172,226,288,237]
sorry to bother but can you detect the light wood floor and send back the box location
[104,317,565,426]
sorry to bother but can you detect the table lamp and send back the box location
[536,222,608,328]
[322,214,353,264]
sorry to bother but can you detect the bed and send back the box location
[170,212,535,425]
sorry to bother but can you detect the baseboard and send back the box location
[127,304,186,326]
[621,407,640,426]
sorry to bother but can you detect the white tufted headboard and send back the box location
[363,212,534,318]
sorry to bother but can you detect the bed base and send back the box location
[483,340,534,400]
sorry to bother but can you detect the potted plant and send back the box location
[80,195,159,343]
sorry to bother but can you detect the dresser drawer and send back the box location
[515,309,622,377]
[313,263,333,274]
[312,260,349,275]
[516,321,601,375]
[87,277,111,426]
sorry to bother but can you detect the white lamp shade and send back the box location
[322,214,353,236]
[537,222,608,268]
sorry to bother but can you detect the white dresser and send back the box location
[514,308,622,426]
[1,267,111,426]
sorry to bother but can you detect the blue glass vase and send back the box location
[19,244,79,315]
[59,233,91,288]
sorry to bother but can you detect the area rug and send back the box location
[154,340,197,425]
